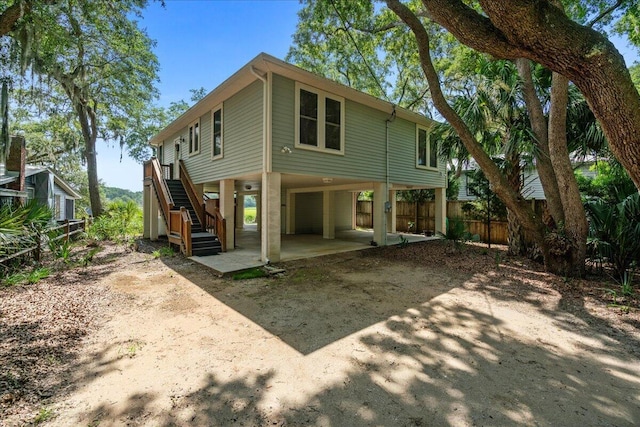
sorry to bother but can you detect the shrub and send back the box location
[585,192,640,281]
[87,200,142,242]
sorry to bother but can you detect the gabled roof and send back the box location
[0,163,82,199]
[150,53,435,146]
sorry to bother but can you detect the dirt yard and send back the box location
[1,240,639,426]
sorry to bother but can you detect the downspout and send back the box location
[250,66,269,173]
[251,65,271,262]
[385,106,397,237]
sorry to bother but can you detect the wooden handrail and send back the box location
[180,207,192,256]
[144,157,174,225]
[204,208,226,252]
[178,159,204,227]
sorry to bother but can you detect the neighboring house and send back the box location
[456,163,597,201]
[143,53,447,262]
[0,136,81,221]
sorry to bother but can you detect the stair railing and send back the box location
[204,208,227,252]
[178,159,204,227]
[144,157,174,225]
[180,207,192,256]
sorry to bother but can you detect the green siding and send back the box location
[180,80,264,184]
[271,74,445,188]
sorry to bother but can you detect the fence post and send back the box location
[64,219,70,242]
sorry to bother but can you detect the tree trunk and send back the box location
[547,73,588,276]
[74,101,103,216]
[419,0,640,191]
[386,0,586,276]
[386,0,548,256]
[515,58,563,227]
[506,146,525,256]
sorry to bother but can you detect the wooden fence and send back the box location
[0,219,88,266]
[357,200,545,245]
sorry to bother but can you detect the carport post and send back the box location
[373,182,388,245]
[261,172,281,262]
[220,179,235,250]
[435,187,447,235]
[323,190,335,239]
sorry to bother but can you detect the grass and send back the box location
[2,267,51,287]
[232,267,267,280]
[119,340,144,358]
[152,246,175,258]
[244,206,257,224]
[34,407,55,424]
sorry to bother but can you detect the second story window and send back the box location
[295,82,344,154]
[189,119,200,155]
[212,106,223,159]
[417,125,437,169]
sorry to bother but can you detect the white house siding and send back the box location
[271,74,445,188]
[175,80,264,184]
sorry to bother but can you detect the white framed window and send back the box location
[295,82,345,155]
[188,119,200,155]
[211,105,223,159]
[416,125,437,169]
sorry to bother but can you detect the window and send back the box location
[157,144,163,163]
[211,105,223,159]
[54,194,62,220]
[416,126,437,169]
[295,83,344,154]
[188,119,200,155]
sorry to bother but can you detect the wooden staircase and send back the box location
[144,158,226,257]
[165,180,222,256]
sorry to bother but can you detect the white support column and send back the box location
[323,190,335,239]
[261,172,281,262]
[149,188,159,241]
[285,190,296,235]
[256,191,262,232]
[352,192,358,230]
[220,179,235,250]
[236,194,245,229]
[373,182,389,246]
[387,189,397,233]
[143,185,150,239]
[435,187,447,235]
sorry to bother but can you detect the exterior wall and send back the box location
[458,164,597,201]
[295,192,323,234]
[165,80,264,185]
[335,191,353,231]
[271,74,445,188]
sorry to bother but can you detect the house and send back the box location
[0,136,81,220]
[456,162,597,201]
[143,53,447,262]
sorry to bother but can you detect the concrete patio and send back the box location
[190,224,437,275]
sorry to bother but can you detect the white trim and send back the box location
[416,125,438,171]
[294,82,345,155]
[188,118,201,155]
[211,104,224,160]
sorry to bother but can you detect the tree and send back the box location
[388,0,640,191]
[8,0,159,216]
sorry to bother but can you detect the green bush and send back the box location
[585,192,640,281]
[87,200,142,242]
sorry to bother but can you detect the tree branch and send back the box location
[587,0,624,27]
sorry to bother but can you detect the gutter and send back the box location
[250,66,270,173]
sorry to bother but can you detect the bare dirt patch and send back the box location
[1,240,639,426]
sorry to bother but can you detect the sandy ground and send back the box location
[2,240,640,426]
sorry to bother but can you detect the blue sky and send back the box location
[100,0,303,191]
[99,1,640,191]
